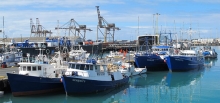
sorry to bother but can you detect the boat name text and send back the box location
[72,79,85,83]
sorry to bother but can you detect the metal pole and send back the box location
[3,16,5,51]
[138,16,139,36]
[97,25,98,42]
[21,34,22,42]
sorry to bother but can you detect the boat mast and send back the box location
[3,16,5,51]
[137,16,139,51]
[138,16,139,37]
[153,13,160,45]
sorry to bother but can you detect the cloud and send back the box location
[0,0,125,8]
[0,0,220,41]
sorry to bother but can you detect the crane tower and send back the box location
[96,6,120,43]
[30,18,52,37]
[55,18,92,41]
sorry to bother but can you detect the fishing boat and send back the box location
[202,46,218,59]
[0,48,23,67]
[106,51,124,58]
[134,45,174,71]
[68,46,90,60]
[7,49,67,96]
[134,32,175,71]
[61,60,129,95]
[112,61,147,77]
[165,49,204,71]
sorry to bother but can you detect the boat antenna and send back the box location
[136,16,139,51]
[138,16,139,36]
[27,53,30,63]
[3,16,5,51]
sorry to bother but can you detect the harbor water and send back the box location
[1,47,220,103]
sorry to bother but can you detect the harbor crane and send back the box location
[96,6,120,43]
[30,18,52,37]
[55,18,92,41]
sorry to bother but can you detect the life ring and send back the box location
[46,49,50,54]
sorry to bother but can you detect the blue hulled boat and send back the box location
[7,73,64,96]
[61,61,129,95]
[202,46,218,59]
[7,50,67,96]
[134,45,174,71]
[165,50,204,71]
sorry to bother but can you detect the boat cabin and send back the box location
[18,63,64,78]
[152,46,174,55]
[180,50,197,55]
[65,62,109,77]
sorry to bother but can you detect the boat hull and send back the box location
[61,76,129,94]
[165,56,204,71]
[7,73,64,96]
[135,54,168,71]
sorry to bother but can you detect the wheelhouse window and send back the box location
[95,65,100,71]
[32,66,37,71]
[71,64,75,69]
[38,66,41,70]
[68,64,71,68]
[85,65,90,70]
[27,66,31,71]
[80,64,85,70]
[23,66,27,71]
[76,64,80,70]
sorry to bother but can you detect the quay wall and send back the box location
[0,78,10,93]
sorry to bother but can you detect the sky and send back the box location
[0,0,220,41]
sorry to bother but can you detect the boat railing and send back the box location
[21,56,50,64]
[20,57,36,63]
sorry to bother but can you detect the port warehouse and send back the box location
[191,38,220,46]
[191,38,220,44]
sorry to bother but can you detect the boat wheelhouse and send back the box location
[61,61,129,94]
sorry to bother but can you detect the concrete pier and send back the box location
[0,67,19,93]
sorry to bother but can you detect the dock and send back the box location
[0,67,19,93]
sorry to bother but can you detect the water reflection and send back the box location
[64,84,130,103]
[130,72,167,87]
[128,69,205,103]
[0,84,129,103]
[204,58,217,69]
[165,68,205,88]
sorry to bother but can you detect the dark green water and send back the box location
[1,47,220,103]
